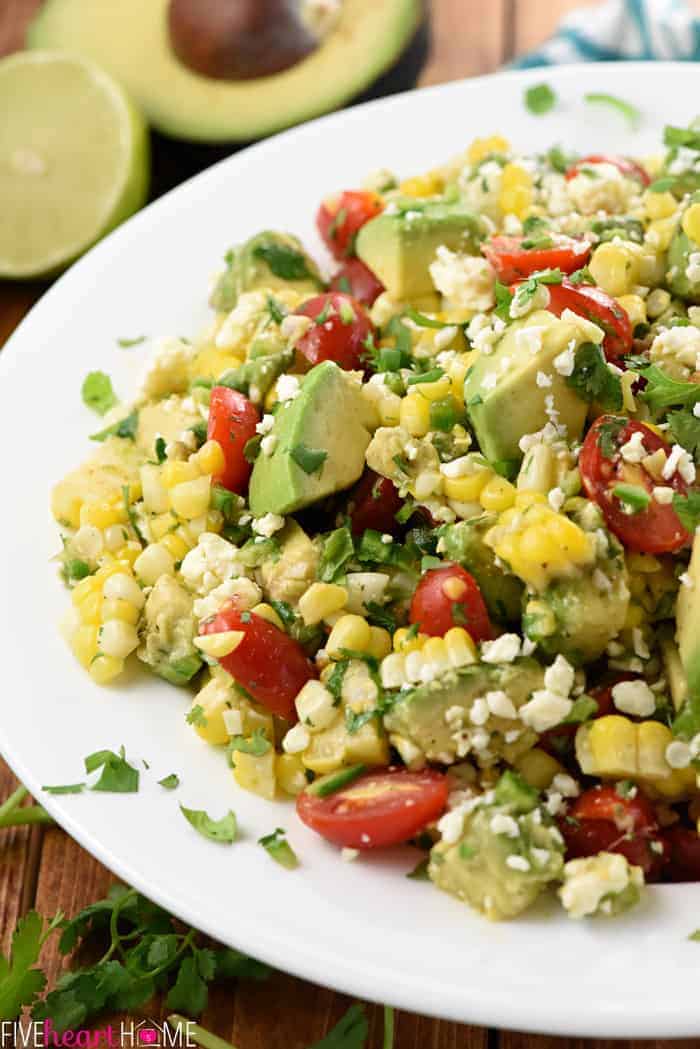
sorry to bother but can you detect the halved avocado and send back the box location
[28,0,424,143]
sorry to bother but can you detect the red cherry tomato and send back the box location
[481,234,591,284]
[561,784,666,879]
[330,257,384,306]
[663,825,700,882]
[348,470,403,537]
[409,565,493,642]
[580,417,692,554]
[294,292,375,372]
[207,386,260,494]
[316,190,384,259]
[565,154,650,186]
[296,767,449,849]
[201,601,315,721]
[541,278,633,360]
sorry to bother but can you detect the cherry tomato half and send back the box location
[663,825,700,883]
[565,154,650,187]
[481,234,591,284]
[201,601,316,721]
[580,417,692,554]
[317,190,384,259]
[330,257,384,306]
[544,279,633,360]
[207,386,260,494]
[294,292,374,372]
[348,470,403,537]
[409,565,493,642]
[297,767,449,849]
[561,784,666,879]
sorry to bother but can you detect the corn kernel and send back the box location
[479,476,517,512]
[275,753,307,796]
[195,439,225,476]
[233,749,276,800]
[467,135,510,166]
[78,591,102,626]
[583,715,638,777]
[150,511,179,540]
[101,598,140,625]
[140,464,169,514]
[162,460,199,489]
[99,620,139,659]
[644,189,677,221]
[444,626,477,667]
[377,394,402,427]
[169,476,211,519]
[380,651,407,688]
[447,357,471,407]
[88,654,124,684]
[499,163,533,218]
[80,501,124,529]
[421,636,449,677]
[646,288,671,318]
[295,679,337,731]
[367,626,392,661]
[399,171,444,197]
[71,574,101,607]
[616,294,647,328]
[443,472,490,502]
[251,603,285,630]
[194,630,244,658]
[299,582,348,626]
[627,552,661,574]
[400,393,431,437]
[115,543,141,568]
[414,376,451,402]
[682,202,700,244]
[589,242,638,297]
[103,572,144,609]
[624,602,645,629]
[192,345,243,380]
[393,627,428,654]
[637,721,673,780]
[327,614,372,659]
[515,491,547,508]
[647,217,677,251]
[70,624,99,667]
[133,542,175,585]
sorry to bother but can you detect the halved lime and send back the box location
[0,51,150,279]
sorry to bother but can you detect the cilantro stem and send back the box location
[383,1005,395,1049]
[0,800,54,829]
[99,888,138,964]
[0,785,27,820]
[168,1015,238,1049]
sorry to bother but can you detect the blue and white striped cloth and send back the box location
[512,0,700,68]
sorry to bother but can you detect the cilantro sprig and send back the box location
[566,343,623,410]
[638,364,700,413]
[0,910,64,1020]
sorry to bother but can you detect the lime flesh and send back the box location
[0,51,149,279]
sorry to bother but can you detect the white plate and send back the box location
[2,62,700,1039]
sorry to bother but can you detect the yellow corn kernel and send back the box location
[150,511,179,540]
[133,542,175,585]
[447,357,471,407]
[114,543,141,568]
[616,294,647,328]
[194,630,245,658]
[620,370,637,414]
[194,439,225,476]
[71,574,102,606]
[682,201,700,244]
[299,582,348,626]
[399,171,443,197]
[327,614,372,659]
[160,532,191,561]
[421,636,449,677]
[587,716,638,778]
[649,764,697,799]
[79,501,124,529]
[467,135,510,165]
[377,394,402,427]
[647,217,677,251]
[589,242,638,297]
[367,626,392,661]
[643,189,677,221]
[95,560,131,582]
[88,654,124,685]
[251,603,285,630]
[161,459,199,489]
[70,624,99,668]
[400,393,431,437]
[545,515,592,557]
[78,591,102,626]
[233,749,276,800]
[517,527,563,568]
[515,490,547,508]
[169,476,211,519]
[275,753,307,796]
[479,476,517,512]
[101,598,140,625]
[499,163,533,218]
[637,721,673,780]
[443,471,490,503]
[393,627,428,654]
[191,344,243,380]
[514,748,564,790]
[444,626,477,667]
[413,376,451,402]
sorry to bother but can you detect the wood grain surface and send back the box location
[1,2,697,1045]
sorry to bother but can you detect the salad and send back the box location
[52,121,700,923]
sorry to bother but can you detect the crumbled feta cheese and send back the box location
[679,571,695,589]
[650,323,700,369]
[632,628,650,660]
[252,513,285,538]
[619,430,647,464]
[138,336,195,401]
[514,325,546,355]
[611,679,656,717]
[543,654,575,697]
[566,162,637,215]
[486,690,517,720]
[193,577,261,621]
[551,773,579,798]
[437,805,467,844]
[180,533,244,596]
[222,708,243,736]
[510,282,550,319]
[559,852,643,919]
[260,434,277,456]
[652,485,675,505]
[440,455,485,479]
[256,413,275,435]
[469,698,490,726]
[687,251,700,284]
[481,372,498,391]
[490,813,519,838]
[663,443,696,484]
[279,314,313,346]
[553,345,575,377]
[429,245,496,312]
[519,690,573,732]
[694,402,700,419]
[481,633,521,664]
[276,373,301,402]
[216,290,268,352]
[536,371,553,388]
[506,855,531,872]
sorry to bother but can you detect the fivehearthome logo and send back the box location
[0,1018,197,1047]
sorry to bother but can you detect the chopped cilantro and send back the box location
[639,364,700,413]
[252,241,313,281]
[258,828,299,870]
[524,82,557,115]
[90,408,139,443]
[229,729,271,759]
[319,526,355,582]
[266,294,288,325]
[365,601,396,632]
[672,491,700,534]
[664,124,700,151]
[521,235,554,251]
[338,299,356,325]
[545,144,574,173]
[596,416,626,458]
[243,434,262,464]
[493,280,514,321]
[568,266,596,285]
[406,858,430,880]
[648,176,679,193]
[315,300,333,324]
[667,410,700,463]
[584,92,640,126]
[406,367,444,386]
[291,443,328,474]
[180,805,237,844]
[689,929,700,942]
[186,704,208,728]
[84,746,139,793]
[0,910,64,1020]
[459,841,478,860]
[269,599,296,630]
[42,783,85,795]
[64,558,90,582]
[566,343,623,410]
[404,307,452,329]
[81,371,117,415]
[158,774,180,790]
[326,659,349,705]
[154,435,167,463]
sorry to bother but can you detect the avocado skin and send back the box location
[439,517,524,624]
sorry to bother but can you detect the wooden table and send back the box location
[2,2,698,1045]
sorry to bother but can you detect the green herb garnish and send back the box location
[524,83,557,115]
[180,805,237,844]
[84,746,139,793]
[258,828,299,870]
[567,343,622,410]
[81,371,117,415]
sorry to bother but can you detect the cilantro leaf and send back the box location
[524,82,557,115]
[81,371,117,416]
[672,491,700,534]
[365,601,396,632]
[404,307,452,329]
[252,242,313,281]
[689,929,700,942]
[319,526,355,582]
[266,294,288,325]
[85,747,139,793]
[596,416,627,458]
[406,857,430,880]
[158,774,180,790]
[667,409,700,463]
[493,280,514,321]
[180,805,237,844]
[584,93,640,126]
[566,343,623,410]
[309,1004,369,1049]
[228,728,271,759]
[638,364,700,413]
[291,443,328,475]
[0,910,63,1021]
[258,828,299,870]
[186,705,208,727]
[90,408,139,443]
[165,956,208,1017]
[117,335,146,347]
[664,124,700,151]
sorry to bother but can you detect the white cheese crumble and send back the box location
[481,633,521,664]
[566,162,638,215]
[553,345,576,377]
[138,336,195,401]
[519,690,573,733]
[619,430,647,464]
[486,690,517,720]
[514,325,546,355]
[611,679,656,717]
[663,443,696,484]
[260,434,277,457]
[180,533,244,596]
[252,513,285,538]
[543,654,575,697]
[652,485,675,505]
[282,723,310,754]
[256,413,275,435]
[506,855,531,872]
[559,852,643,919]
[429,245,496,312]
[193,577,262,621]
[536,371,553,388]
[490,813,519,838]
[665,740,691,769]
[276,373,301,402]
[280,314,312,346]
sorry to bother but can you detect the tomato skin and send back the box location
[543,279,633,360]
[409,565,493,642]
[348,470,403,536]
[580,417,692,554]
[294,292,375,372]
[481,234,591,284]
[296,768,449,848]
[330,257,384,306]
[663,825,700,882]
[316,190,384,259]
[565,154,650,186]
[561,784,666,879]
[207,387,260,494]
[201,601,316,721]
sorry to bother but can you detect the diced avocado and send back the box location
[249,361,372,515]
[210,231,322,313]
[138,575,202,685]
[676,530,700,699]
[429,772,564,920]
[219,346,294,403]
[522,529,629,665]
[464,310,590,462]
[492,768,539,814]
[383,660,543,765]
[260,519,320,606]
[667,193,700,303]
[356,199,487,299]
[438,516,524,624]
